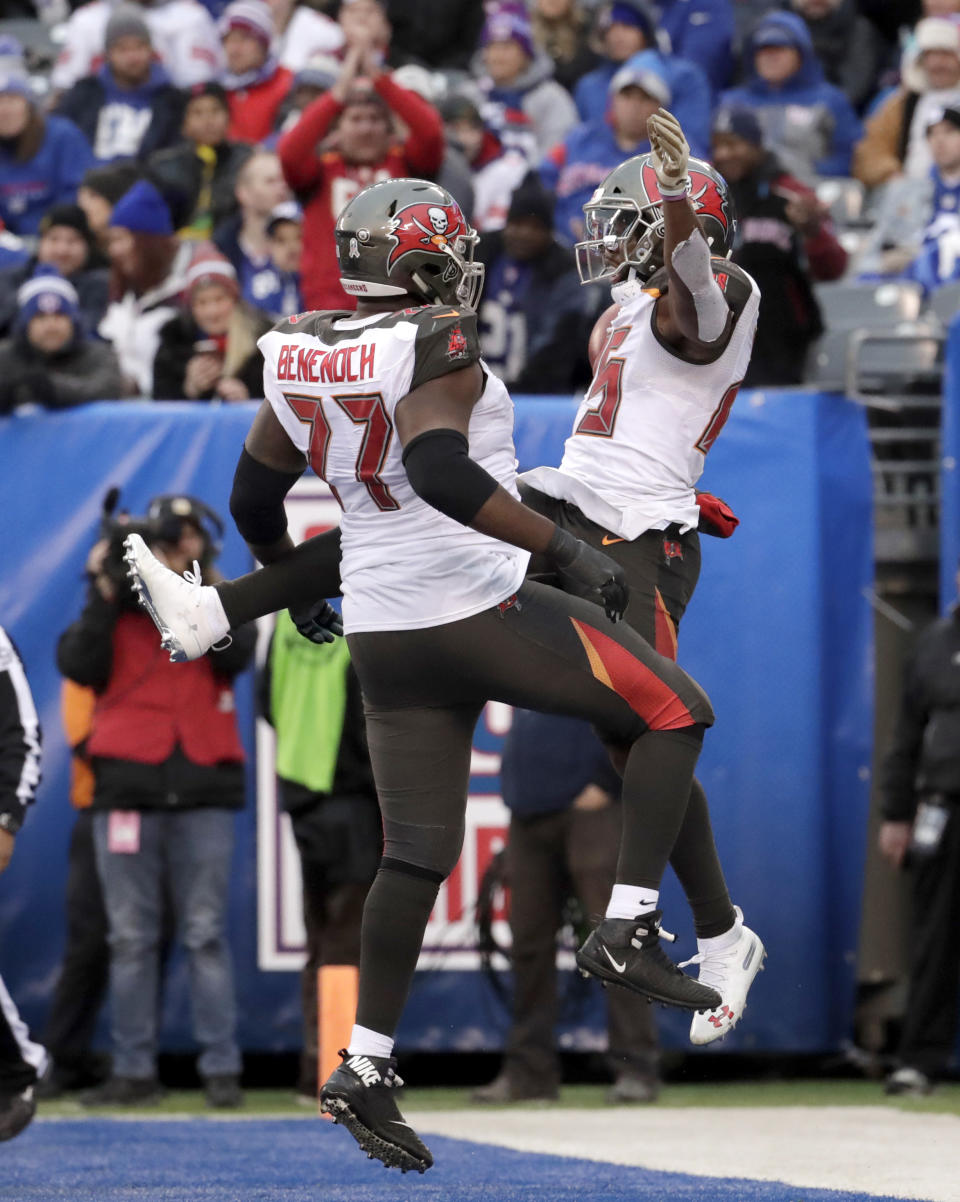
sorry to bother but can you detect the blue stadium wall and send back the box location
[0,390,874,1056]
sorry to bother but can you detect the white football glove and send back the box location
[647,108,690,196]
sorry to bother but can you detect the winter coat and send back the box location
[795,0,887,112]
[57,594,255,813]
[476,230,591,394]
[0,258,109,339]
[98,239,197,396]
[881,609,960,821]
[227,64,294,144]
[728,153,846,386]
[720,11,862,180]
[152,304,271,400]
[148,139,252,238]
[657,0,736,94]
[277,73,443,312]
[474,46,580,157]
[572,49,712,159]
[0,329,126,413]
[0,115,94,237]
[55,62,186,164]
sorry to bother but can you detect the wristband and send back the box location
[657,177,691,199]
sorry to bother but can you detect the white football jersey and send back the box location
[259,305,529,634]
[521,262,760,540]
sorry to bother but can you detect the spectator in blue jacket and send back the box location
[476,175,591,394]
[720,10,862,180]
[657,0,735,93]
[573,0,658,122]
[0,65,94,237]
[542,56,707,246]
[55,6,186,166]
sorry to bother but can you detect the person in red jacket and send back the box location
[277,37,444,311]
[56,498,256,1110]
[220,0,293,145]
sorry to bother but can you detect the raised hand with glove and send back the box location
[647,108,691,199]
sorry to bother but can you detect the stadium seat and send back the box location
[814,280,924,330]
[924,282,960,329]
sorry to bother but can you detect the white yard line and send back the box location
[415,1106,960,1201]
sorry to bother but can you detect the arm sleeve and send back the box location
[409,308,482,391]
[373,74,445,177]
[277,92,344,193]
[879,652,928,821]
[0,628,42,830]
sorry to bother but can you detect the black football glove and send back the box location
[546,526,629,623]
[288,599,343,644]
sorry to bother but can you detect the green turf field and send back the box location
[35,1079,960,1120]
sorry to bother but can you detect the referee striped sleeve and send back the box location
[0,625,42,830]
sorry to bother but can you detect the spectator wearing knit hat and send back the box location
[476,174,591,394]
[0,204,109,339]
[720,9,862,179]
[0,61,94,237]
[148,82,253,239]
[259,200,302,318]
[473,3,579,157]
[99,179,199,395]
[276,34,442,311]
[854,17,960,188]
[52,0,222,94]
[861,106,960,280]
[220,0,294,143]
[0,271,126,414]
[55,7,186,166]
[710,104,846,385]
[153,251,270,400]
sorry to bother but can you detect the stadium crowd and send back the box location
[0,0,958,410]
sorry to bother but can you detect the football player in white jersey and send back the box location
[124,176,725,1173]
[521,109,766,1047]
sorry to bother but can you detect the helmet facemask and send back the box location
[409,229,485,309]
[575,197,665,286]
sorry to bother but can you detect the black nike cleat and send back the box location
[0,1086,36,1142]
[576,910,722,1011]
[320,1050,433,1174]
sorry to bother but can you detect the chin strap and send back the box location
[670,231,729,343]
[611,268,645,304]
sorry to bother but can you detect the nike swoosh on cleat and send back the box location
[602,946,627,973]
[389,1121,413,1128]
[601,534,625,545]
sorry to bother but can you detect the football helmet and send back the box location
[575,154,737,286]
[336,178,484,309]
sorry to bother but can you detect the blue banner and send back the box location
[0,392,873,1056]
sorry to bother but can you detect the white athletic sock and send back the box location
[606,884,659,920]
[697,910,742,955]
[347,1024,395,1060]
[201,586,231,643]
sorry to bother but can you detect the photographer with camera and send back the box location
[56,494,256,1109]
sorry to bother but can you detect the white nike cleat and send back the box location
[123,533,230,662]
[682,907,766,1045]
